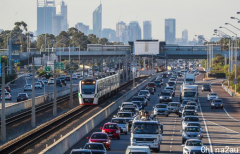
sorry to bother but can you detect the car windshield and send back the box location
[185,117,199,121]
[132,123,159,134]
[185,127,200,132]
[156,105,167,108]
[154,81,160,83]
[182,101,189,105]
[18,94,27,97]
[71,151,91,154]
[214,100,222,103]
[111,119,126,124]
[117,113,131,117]
[209,93,217,96]
[139,91,148,95]
[91,134,108,139]
[186,141,203,146]
[185,106,195,109]
[81,85,95,94]
[161,92,171,96]
[147,83,155,86]
[188,123,201,127]
[104,124,118,129]
[166,87,173,90]
[122,108,135,112]
[203,85,210,87]
[25,85,31,87]
[184,92,196,97]
[132,102,141,106]
[168,82,175,85]
[84,144,104,150]
[132,97,143,101]
[186,79,193,81]
[188,103,196,106]
[183,111,196,116]
[168,103,178,107]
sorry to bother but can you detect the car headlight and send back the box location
[183,133,187,137]
[169,97,172,99]
[160,96,163,99]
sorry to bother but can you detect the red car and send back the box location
[147,82,156,92]
[100,123,120,140]
[87,132,111,150]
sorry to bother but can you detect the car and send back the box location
[138,90,151,100]
[202,84,211,92]
[182,105,198,114]
[169,78,177,83]
[162,73,168,78]
[114,111,134,127]
[164,86,175,97]
[111,118,129,134]
[182,116,199,130]
[0,89,7,93]
[181,126,203,144]
[187,101,198,110]
[17,93,29,102]
[48,78,54,85]
[0,92,12,101]
[145,87,154,95]
[35,82,43,89]
[167,102,180,114]
[159,90,173,103]
[120,106,138,116]
[72,75,78,80]
[166,81,176,88]
[183,139,209,154]
[211,99,224,109]
[24,84,32,91]
[42,78,48,84]
[83,143,107,154]
[29,74,33,80]
[187,122,203,132]
[156,76,163,86]
[65,76,71,81]
[37,80,44,87]
[168,71,172,75]
[207,92,218,101]
[180,100,191,110]
[153,104,169,117]
[154,80,161,87]
[60,75,66,79]
[119,102,134,109]
[171,74,178,80]
[131,96,146,108]
[100,122,120,139]
[87,132,111,150]
[125,146,151,154]
[5,86,11,93]
[146,82,156,92]
[70,149,92,154]
[181,110,198,119]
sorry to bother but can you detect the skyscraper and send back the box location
[102,28,116,42]
[56,1,68,31]
[128,21,141,42]
[37,0,56,36]
[165,19,176,44]
[182,29,188,44]
[75,23,89,35]
[143,21,152,40]
[116,21,128,44]
[93,3,102,38]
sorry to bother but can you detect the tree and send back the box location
[88,34,99,44]
[99,38,108,45]
[56,31,69,47]
[36,34,56,51]
[67,27,78,36]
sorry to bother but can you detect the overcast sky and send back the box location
[1,0,240,41]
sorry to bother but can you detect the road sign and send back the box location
[45,66,51,72]
[233,79,237,85]
[56,63,64,69]
[14,60,19,63]
[16,66,20,72]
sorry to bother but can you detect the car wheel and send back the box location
[202,90,203,92]
[221,107,223,109]
[166,114,168,117]
[211,107,213,109]
[182,139,185,144]
[117,136,120,140]
[179,114,181,117]
[154,148,159,153]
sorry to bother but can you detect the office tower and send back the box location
[75,23,90,35]
[165,18,176,44]
[93,3,102,38]
[182,29,188,44]
[198,35,204,44]
[37,0,56,36]
[88,29,93,35]
[116,21,128,44]
[56,0,68,31]
[53,15,63,36]
[102,28,116,42]
[128,21,141,41]
[0,29,3,33]
[143,21,152,40]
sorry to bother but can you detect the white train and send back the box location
[79,73,120,105]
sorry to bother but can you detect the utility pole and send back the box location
[92,58,94,76]
[70,60,73,108]
[53,60,57,116]
[31,58,36,127]
[133,54,136,88]
[126,56,128,81]
[83,60,85,79]
[122,58,125,82]
[1,63,6,142]
[235,40,237,93]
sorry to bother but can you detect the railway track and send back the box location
[0,76,148,154]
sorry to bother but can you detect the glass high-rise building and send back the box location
[116,21,128,44]
[165,18,176,44]
[143,21,152,40]
[128,21,141,42]
[93,3,102,38]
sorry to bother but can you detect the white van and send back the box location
[125,146,151,154]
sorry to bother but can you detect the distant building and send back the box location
[182,29,188,44]
[210,37,221,42]
[128,21,141,42]
[0,29,3,33]
[197,35,205,45]
[102,28,116,42]
[53,15,63,36]
[37,0,56,35]
[174,38,184,45]
[143,21,152,40]
[116,21,128,44]
[93,3,102,38]
[165,18,176,44]
[75,23,89,35]
[88,29,93,35]
[56,1,68,31]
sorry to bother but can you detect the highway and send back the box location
[65,70,240,154]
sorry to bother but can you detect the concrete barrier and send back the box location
[0,86,79,118]
[222,84,235,97]
[40,75,158,154]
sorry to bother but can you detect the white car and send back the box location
[42,79,48,84]
[72,75,78,80]
[1,92,12,101]
[207,92,218,101]
[24,84,32,91]
[186,101,198,110]
[183,139,209,154]
[48,78,54,85]
[35,82,43,89]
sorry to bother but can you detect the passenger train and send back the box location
[79,72,120,105]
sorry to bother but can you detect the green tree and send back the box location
[36,34,56,51]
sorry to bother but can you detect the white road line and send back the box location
[207,120,240,134]
[223,108,240,122]
[198,98,214,154]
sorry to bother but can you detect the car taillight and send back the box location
[8,95,10,97]
[102,130,105,133]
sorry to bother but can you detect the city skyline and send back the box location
[1,0,240,41]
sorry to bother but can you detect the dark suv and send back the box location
[147,82,156,92]
[159,90,173,103]
[202,84,211,92]
[57,79,67,87]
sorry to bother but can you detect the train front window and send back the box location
[81,85,95,94]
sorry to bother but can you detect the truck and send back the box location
[131,111,162,152]
[184,74,195,85]
[180,84,198,102]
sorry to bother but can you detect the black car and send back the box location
[202,84,211,92]
[211,99,223,109]
[162,73,168,78]
[17,93,29,102]
[65,76,71,81]
[177,72,182,77]
[146,87,154,95]
[158,90,173,103]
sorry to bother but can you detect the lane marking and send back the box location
[198,98,214,154]
[223,108,240,122]
[207,120,240,134]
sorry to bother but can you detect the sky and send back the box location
[1,0,240,41]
